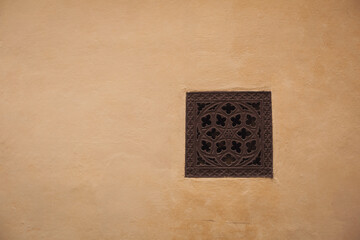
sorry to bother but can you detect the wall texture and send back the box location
[1,0,360,239]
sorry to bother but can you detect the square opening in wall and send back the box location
[185,91,273,178]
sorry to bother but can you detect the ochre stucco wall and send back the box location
[1,0,359,239]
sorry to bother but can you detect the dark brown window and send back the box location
[185,91,273,178]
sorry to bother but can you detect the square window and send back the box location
[185,91,273,178]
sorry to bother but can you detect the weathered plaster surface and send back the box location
[0,0,359,239]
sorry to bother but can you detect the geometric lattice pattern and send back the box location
[185,91,273,178]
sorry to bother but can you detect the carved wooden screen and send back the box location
[185,91,273,178]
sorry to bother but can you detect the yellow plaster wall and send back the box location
[1,0,360,239]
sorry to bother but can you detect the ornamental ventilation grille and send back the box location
[185,91,273,178]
